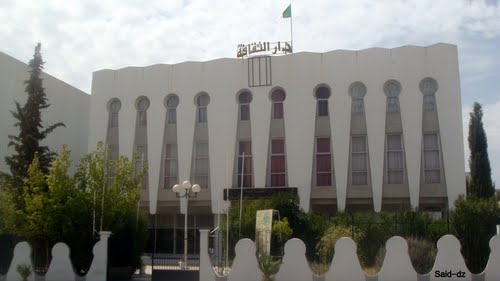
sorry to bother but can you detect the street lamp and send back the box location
[172,180,201,269]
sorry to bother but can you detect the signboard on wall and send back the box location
[255,209,274,256]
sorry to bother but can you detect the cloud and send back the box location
[1,0,500,186]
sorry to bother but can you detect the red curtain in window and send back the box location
[271,156,285,173]
[271,175,285,186]
[273,103,283,119]
[239,141,252,155]
[316,173,332,186]
[317,138,330,153]
[316,155,331,172]
[271,139,284,154]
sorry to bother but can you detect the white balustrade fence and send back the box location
[1,231,110,281]
[199,230,500,281]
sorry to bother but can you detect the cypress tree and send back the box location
[467,102,494,198]
[4,43,65,188]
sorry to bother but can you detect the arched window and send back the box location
[136,97,150,126]
[109,99,121,127]
[420,78,438,111]
[238,91,252,121]
[384,80,401,113]
[165,95,179,124]
[315,86,331,117]
[349,82,366,115]
[271,89,286,119]
[196,93,210,123]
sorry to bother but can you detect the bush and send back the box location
[258,256,282,281]
[316,225,362,264]
[374,236,436,275]
[450,195,499,273]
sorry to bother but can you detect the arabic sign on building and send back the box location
[237,41,293,58]
[255,209,274,256]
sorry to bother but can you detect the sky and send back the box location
[1,0,500,186]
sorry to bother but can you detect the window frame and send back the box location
[270,139,286,187]
[164,143,178,189]
[237,141,253,187]
[423,133,441,184]
[315,137,332,186]
[194,142,209,188]
[351,136,368,185]
[385,134,404,184]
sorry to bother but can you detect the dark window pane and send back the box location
[317,138,330,153]
[238,92,252,103]
[316,173,332,186]
[239,141,252,155]
[316,155,331,172]
[240,104,250,120]
[315,86,331,99]
[238,157,252,174]
[272,140,284,154]
[237,175,253,187]
[318,100,329,116]
[273,103,283,119]
[271,90,286,102]
[271,174,285,186]
[271,156,285,173]
[167,96,179,108]
[198,107,207,123]
[197,94,210,106]
[168,109,176,124]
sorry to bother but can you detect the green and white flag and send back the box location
[282,4,291,18]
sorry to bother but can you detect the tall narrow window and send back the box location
[271,89,286,119]
[109,99,121,127]
[384,80,401,113]
[237,141,253,187]
[164,144,178,189]
[316,138,332,186]
[270,139,286,186]
[238,91,252,121]
[196,94,210,123]
[194,142,209,188]
[351,136,368,185]
[386,135,404,184]
[135,145,147,188]
[166,95,179,124]
[420,78,438,111]
[350,82,366,115]
[423,133,440,183]
[315,86,330,117]
[136,97,150,126]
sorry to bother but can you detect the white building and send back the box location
[1,43,466,252]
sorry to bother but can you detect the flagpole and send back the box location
[290,12,293,52]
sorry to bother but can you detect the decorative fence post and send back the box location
[199,229,215,281]
[86,231,111,281]
[6,242,34,281]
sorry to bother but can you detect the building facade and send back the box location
[1,43,466,252]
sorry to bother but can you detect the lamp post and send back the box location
[173,180,201,269]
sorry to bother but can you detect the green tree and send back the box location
[74,142,147,271]
[451,195,499,273]
[4,43,65,189]
[467,102,494,198]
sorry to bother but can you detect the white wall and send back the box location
[89,43,465,214]
[0,52,89,174]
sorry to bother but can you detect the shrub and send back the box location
[258,255,282,281]
[16,263,32,281]
[316,225,362,264]
[450,195,499,273]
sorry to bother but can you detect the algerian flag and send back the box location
[282,4,291,18]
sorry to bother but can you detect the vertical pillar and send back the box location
[199,230,215,281]
[86,231,112,281]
